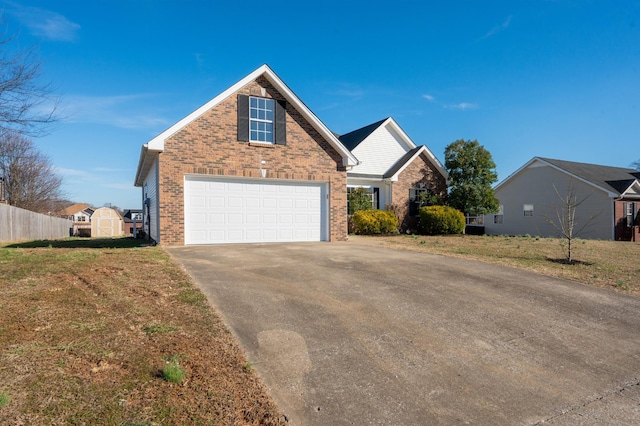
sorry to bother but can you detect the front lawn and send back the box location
[351,234,640,296]
[0,238,286,425]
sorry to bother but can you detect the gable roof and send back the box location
[343,117,447,181]
[58,203,92,216]
[338,118,388,151]
[498,157,640,198]
[135,64,359,187]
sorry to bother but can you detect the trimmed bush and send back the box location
[352,209,399,235]
[418,205,465,235]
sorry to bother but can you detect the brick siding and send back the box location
[614,200,640,241]
[156,76,347,245]
[391,152,448,231]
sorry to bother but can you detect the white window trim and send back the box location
[523,204,534,216]
[249,96,275,143]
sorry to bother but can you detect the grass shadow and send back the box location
[4,237,150,249]
[545,257,594,266]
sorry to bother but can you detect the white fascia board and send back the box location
[260,66,359,167]
[145,66,270,151]
[620,180,640,199]
[143,64,358,167]
[387,145,448,181]
[493,157,540,191]
[134,144,161,187]
[348,176,385,183]
[383,118,417,150]
[381,119,447,178]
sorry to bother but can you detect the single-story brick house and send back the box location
[134,65,358,245]
[484,157,640,241]
[338,117,448,231]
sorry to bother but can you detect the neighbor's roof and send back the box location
[134,64,359,186]
[498,157,640,198]
[540,157,640,197]
[58,203,92,216]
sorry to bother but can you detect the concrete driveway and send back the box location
[166,242,640,425]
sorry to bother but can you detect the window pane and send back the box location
[249,96,275,143]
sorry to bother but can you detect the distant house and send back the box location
[484,157,640,241]
[58,203,95,237]
[338,117,448,230]
[123,209,143,236]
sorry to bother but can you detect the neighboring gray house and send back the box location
[484,157,640,241]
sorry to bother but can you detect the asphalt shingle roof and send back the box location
[540,157,640,196]
[337,118,388,151]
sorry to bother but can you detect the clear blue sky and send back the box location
[2,1,639,209]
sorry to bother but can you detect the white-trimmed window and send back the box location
[249,97,274,143]
[409,188,430,216]
[238,94,286,145]
[494,205,504,224]
[347,187,378,214]
[466,214,484,226]
[523,204,534,216]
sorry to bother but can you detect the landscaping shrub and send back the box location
[352,209,399,235]
[418,205,465,235]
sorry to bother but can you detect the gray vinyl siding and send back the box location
[485,164,614,240]
[143,158,160,243]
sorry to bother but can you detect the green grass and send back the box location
[4,237,147,249]
[178,289,207,306]
[0,392,9,408]
[162,356,186,383]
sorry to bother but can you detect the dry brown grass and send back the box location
[350,234,640,296]
[0,238,286,425]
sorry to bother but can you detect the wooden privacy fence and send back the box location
[0,203,72,243]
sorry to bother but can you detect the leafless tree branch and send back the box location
[545,179,599,263]
[0,20,60,137]
[0,132,63,213]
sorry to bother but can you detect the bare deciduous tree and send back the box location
[546,180,598,263]
[632,160,640,171]
[0,21,59,137]
[0,132,63,213]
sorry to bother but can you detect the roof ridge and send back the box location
[337,118,389,151]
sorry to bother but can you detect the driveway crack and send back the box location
[533,378,640,425]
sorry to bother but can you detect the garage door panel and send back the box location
[279,198,293,208]
[185,177,327,244]
[190,196,206,207]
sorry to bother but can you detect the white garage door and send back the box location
[184,176,328,244]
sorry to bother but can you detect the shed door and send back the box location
[184,176,328,244]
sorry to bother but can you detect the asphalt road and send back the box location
[166,242,640,425]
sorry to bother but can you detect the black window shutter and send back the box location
[275,100,286,145]
[237,94,249,141]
